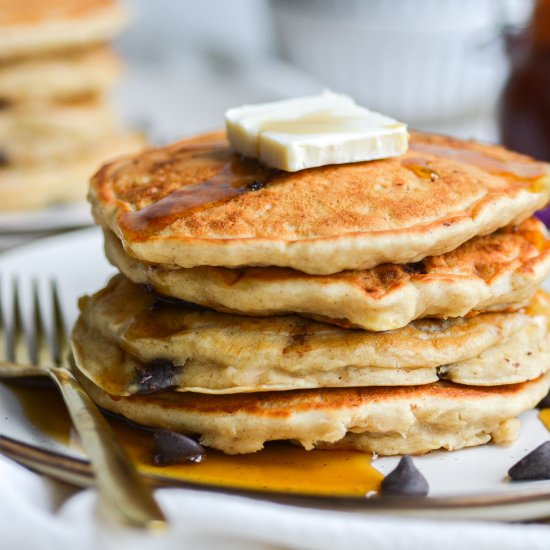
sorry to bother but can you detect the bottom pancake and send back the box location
[72,361,550,455]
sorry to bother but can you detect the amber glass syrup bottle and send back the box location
[499,0,550,161]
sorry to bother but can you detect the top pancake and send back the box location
[0,0,126,60]
[90,131,550,275]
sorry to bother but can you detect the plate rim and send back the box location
[0,202,93,233]
[4,433,550,521]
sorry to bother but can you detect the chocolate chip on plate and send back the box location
[153,429,206,465]
[508,441,550,480]
[381,455,429,497]
[536,391,550,409]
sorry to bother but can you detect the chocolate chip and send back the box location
[381,455,429,497]
[134,359,180,394]
[153,429,205,465]
[403,261,427,275]
[436,365,449,379]
[508,441,550,480]
[537,391,550,409]
[247,180,265,191]
[139,283,155,294]
[149,294,185,311]
[149,294,211,312]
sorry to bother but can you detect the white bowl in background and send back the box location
[269,0,520,124]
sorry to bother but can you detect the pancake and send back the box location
[71,275,550,395]
[0,132,143,211]
[73,360,550,455]
[0,0,127,60]
[0,47,121,103]
[104,217,550,331]
[0,96,121,166]
[89,131,550,275]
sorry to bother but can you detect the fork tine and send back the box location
[0,276,166,528]
[6,277,15,362]
[0,278,5,361]
[50,279,67,366]
[31,279,50,367]
[11,277,31,364]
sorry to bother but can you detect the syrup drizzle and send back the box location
[121,137,547,242]
[410,141,547,180]
[401,157,440,181]
[3,382,383,496]
[123,153,276,238]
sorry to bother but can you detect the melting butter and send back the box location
[225,92,408,172]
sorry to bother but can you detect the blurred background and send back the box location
[116,0,536,143]
[1,0,549,247]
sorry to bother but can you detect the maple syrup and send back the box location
[401,157,440,181]
[119,132,547,243]
[2,381,383,496]
[523,288,550,318]
[122,150,276,240]
[538,408,550,431]
[519,223,550,253]
[409,141,546,181]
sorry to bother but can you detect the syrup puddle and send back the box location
[3,382,383,497]
[538,408,550,431]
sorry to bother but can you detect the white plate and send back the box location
[1,228,550,520]
[0,202,93,233]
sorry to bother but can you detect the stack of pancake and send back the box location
[0,0,143,211]
[72,130,550,456]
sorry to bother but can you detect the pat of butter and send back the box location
[225,92,408,172]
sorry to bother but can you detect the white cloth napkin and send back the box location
[2,453,550,550]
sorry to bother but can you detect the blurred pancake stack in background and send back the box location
[71,128,550,457]
[0,0,143,212]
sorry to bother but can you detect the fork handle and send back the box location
[48,366,166,530]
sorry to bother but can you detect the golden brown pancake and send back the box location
[0,0,126,60]
[105,217,550,331]
[0,47,121,103]
[90,131,550,275]
[0,96,122,166]
[71,275,550,395]
[73,359,550,455]
[0,132,143,211]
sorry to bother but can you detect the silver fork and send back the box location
[0,277,167,530]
